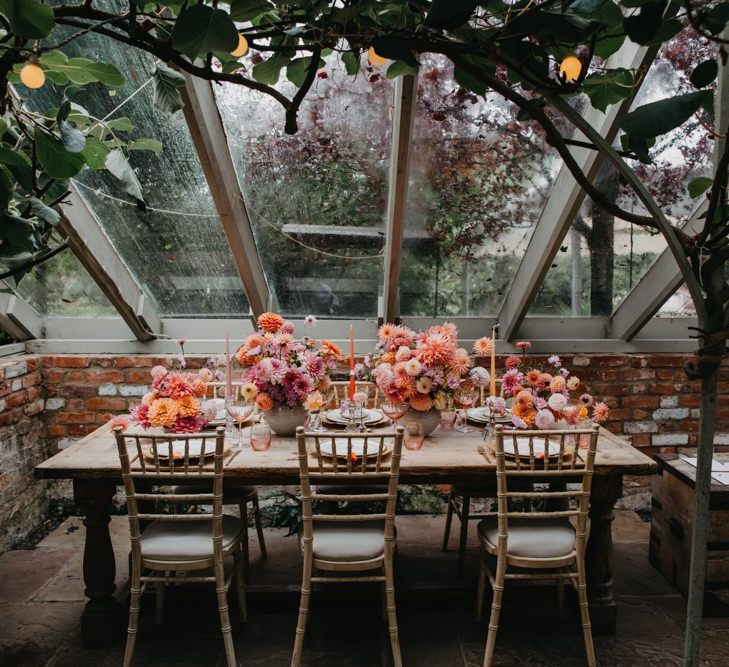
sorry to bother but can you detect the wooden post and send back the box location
[74,478,121,648]
[586,474,622,635]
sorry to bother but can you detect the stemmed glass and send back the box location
[226,397,254,449]
[453,386,478,433]
[381,400,408,427]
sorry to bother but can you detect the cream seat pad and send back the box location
[302,520,387,562]
[478,517,576,559]
[141,515,243,561]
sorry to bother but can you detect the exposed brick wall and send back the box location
[0,356,46,551]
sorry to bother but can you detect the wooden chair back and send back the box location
[113,426,227,563]
[492,424,600,555]
[206,382,241,400]
[295,426,403,551]
[330,380,380,409]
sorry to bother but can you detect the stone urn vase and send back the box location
[262,404,308,437]
[402,407,441,437]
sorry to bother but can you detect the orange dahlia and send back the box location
[473,337,493,357]
[255,392,273,411]
[176,395,200,418]
[505,355,520,369]
[592,402,609,423]
[410,392,434,411]
[516,390,534,406]
[148,398,179,428]
[550,376,567,393]
[417,333,453,366]
[320,340,343,361]
[450,347,471,376]
[257,311,284,333]
[525,369,541,386]
[512,404,536,426]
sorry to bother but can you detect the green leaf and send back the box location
[688,176,713,198]
[59,120,86,153]
[30,197,61,226]
[0,164,13,209]
[690,59,718,89]
[83,137,110,170]
[286,57,316,87]
[36,131,86,179]
[39,52,124,86]
[172,5,238,59]
[105,117,134,132]
[582,68,633,112]
[425,0,478,30]
[128,139,163,154]
[0,213,37,251]
[623,0,667,44]
[453,63,488,95]
[341,51,360,76]
[619,90,713,140]
[152,64,186,114]
[230,0,274,22]
[372,36,419,68]
[385,60,418,79]
[0,147,32,193]
[252,53,291,85]
[0,0,55,38]
[105,150,145,205]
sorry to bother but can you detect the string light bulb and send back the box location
[367,46,388,68]
[231,34,249,58]
[559,54,582,82]
[20,57,45,89]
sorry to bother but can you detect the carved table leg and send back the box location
[586,474,622,636]
[73,478,121,648]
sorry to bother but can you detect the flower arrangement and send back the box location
[358,322,490,411]
[496,344,609,429]
[235,312,342,410]
[129,365,219,433]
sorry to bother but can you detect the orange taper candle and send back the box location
[349,324,356,400]
[225,329,233,400]
[489,325,496,397]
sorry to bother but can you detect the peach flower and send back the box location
[410,392,434,411]
[257,312,284,333]
[550,376,567,393]
[256,393,273,411]
[505,355,520,369]
[176,395,200,418]
[516,390,534,406]
[148,398,179,428]
[592,402,609,423]
[320,340,343,361]
[473,337,493,357]
[450,348,471,376]
[241,382,259,401]
[525,369,541,386]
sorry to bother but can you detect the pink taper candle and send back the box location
[489,325,496,397]
[349,324,355,400]
[225,329,233,400]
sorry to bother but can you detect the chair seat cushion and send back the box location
[477,517,576,559]
[141,515,243,561]
[301,520,387,562]
[171,483,256,502]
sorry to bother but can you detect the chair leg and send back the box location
[442,488,455,551]
[458,495,471,577]
[557,578,566,620]
[291,551,313,667]
[123,558,141,667]
[240,502,251,584]
[214,556,236,667]
[474,553,488,621]
[154,573,167,625]
[253,494,267,559]
[384,542,402,667]
[234,546,248,624]
[576,561,596,667]
[483,556,506,667]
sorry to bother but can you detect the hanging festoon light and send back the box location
[231,34,249,58]
[559,54,582,83]
[367,46,388,68]
[20,55,45,89]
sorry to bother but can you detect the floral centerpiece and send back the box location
[492,342,609,429]
[358,322,490,434]
[129,364,219,433]
[235,312,342,435]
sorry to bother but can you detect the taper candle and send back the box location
[225,329,233,400]
[349,324,356,400]
[489,325,496,397]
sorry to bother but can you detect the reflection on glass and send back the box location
[216,53,391,318]
[401,55,561,317]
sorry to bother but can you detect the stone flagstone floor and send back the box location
[1,512,729,666]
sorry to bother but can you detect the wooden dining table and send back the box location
[35,421,656,648]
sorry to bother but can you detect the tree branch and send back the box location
[0,241,69,281]
[285,46,322,134]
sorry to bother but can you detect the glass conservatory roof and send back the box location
[2,21,715,348]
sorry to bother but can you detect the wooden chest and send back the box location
[650,454,729,598]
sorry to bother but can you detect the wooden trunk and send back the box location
[650,454,729,597]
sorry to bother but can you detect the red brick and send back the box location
[5,390,28,408]
[622,396,659,408]
[85,370,125,384]
[54,356,88,368]
[57,412,96,424]
[47,424,68,437]
[115,356,154,368]
[21,371,41,388]
[43,369,65,384]
[126,370,149,383]
[66,371,86,383]
[27,386,42,401]
[630,434,652,447]
[86,397,127,411]
[67,398,85,411]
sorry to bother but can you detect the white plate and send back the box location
[151,439,213,460]
[318,438,391,458]
[466,407,512,424]
[503,437,561,459]
[324,408,383,425]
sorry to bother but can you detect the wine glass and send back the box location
[381,400,408,426]
[226,398,254,448]
[453,386,478,433]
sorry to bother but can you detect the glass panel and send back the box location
[216,53,390,318]
[399,55,561,317]
[15,250,115,316]
[531,25,714,316]
[658,285,696,317]
[17,24,249,317]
